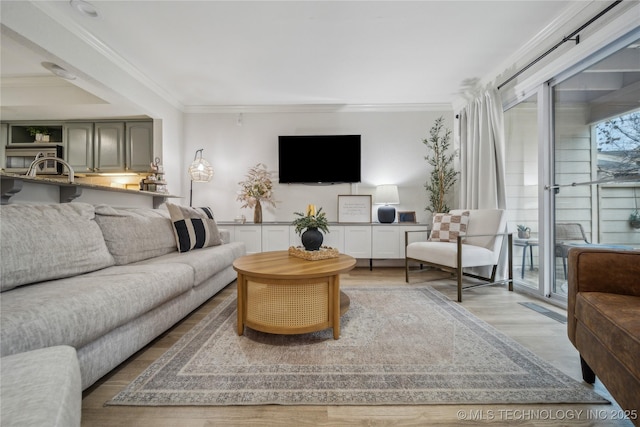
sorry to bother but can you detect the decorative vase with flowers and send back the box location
[236,163,276,223]
[292,204,330,251]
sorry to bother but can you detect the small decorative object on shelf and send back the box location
[237,163,276,223]
[517,224,531,239]
[289,246,339,261]
[292,204,330,251]
[142,157,168,193]
[26,127,50,143]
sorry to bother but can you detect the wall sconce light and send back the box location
[188,148,214,206]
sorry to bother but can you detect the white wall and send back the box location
[182,110,454,223]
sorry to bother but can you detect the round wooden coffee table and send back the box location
[233,250,356,339]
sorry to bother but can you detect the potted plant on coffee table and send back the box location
[292,204,329,251]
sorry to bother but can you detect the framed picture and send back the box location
[338,195,372,223]
[398,211,417,223]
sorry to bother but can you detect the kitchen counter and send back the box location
[1,172,179,208]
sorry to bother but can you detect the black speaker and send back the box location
[377,205,396,223]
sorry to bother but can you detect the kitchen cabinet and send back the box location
[94,122,125,172]
[64,121,153,173]
[126,121,153,172]
[65,123,94,173]
[65,122,124,172]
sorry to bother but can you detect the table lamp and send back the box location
[375,185,399,223]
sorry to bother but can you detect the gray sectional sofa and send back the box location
[0,202,245,426]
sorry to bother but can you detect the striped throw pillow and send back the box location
[166,203,222,252]
[428,211,470,243]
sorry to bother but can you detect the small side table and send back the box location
[514,238,538,279]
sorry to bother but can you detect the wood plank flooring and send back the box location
[80,267,634,426]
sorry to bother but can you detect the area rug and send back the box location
[108,285,607,406]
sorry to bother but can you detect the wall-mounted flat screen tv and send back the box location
[278,135,361,184]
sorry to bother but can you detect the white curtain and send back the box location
[459,87,507,210]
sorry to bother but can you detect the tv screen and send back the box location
[278,135,361,184]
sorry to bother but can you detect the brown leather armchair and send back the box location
[567,247,640,423]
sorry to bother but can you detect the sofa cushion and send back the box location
[406,241,495,269]
[1,346,81,427]
[94,204,177,265]
[0,203,115,292]
[140,241,246,286]
[0,263,193,357]
[166,203,222,252]
[575,292,640,381]
[429,211,469,242]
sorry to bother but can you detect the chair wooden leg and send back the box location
[405,257,409,282]
[457,266,462,302]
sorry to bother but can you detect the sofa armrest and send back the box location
[219,228,231,244]
[567,247,640,343]
[568,247,640,296]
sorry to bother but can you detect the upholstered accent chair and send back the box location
[405,209,512,302]
[567,247,640,424]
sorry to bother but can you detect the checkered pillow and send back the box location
[428,211,470,243]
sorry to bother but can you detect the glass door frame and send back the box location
[544,28,640,303]
[503,85,549,300]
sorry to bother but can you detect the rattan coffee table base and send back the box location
[233,251,356,339]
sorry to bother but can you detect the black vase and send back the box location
[301,228,323,251]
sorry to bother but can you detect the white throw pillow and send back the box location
[166,203,222,252]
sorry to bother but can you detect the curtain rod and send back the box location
[497,0,623,90]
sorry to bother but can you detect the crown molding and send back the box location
[184,103,452,114]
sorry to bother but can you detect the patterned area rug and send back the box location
[108,286,607,406]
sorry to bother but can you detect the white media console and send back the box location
[219,222,430,268]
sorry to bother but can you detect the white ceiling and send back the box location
[0,0,618,120]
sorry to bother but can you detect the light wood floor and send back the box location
[81,267,633,426]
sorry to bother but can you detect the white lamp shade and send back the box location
[375,185,399,205]
[188,151,214,182]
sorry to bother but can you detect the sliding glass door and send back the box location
[505,94,542,295]
[551,37,640,299]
